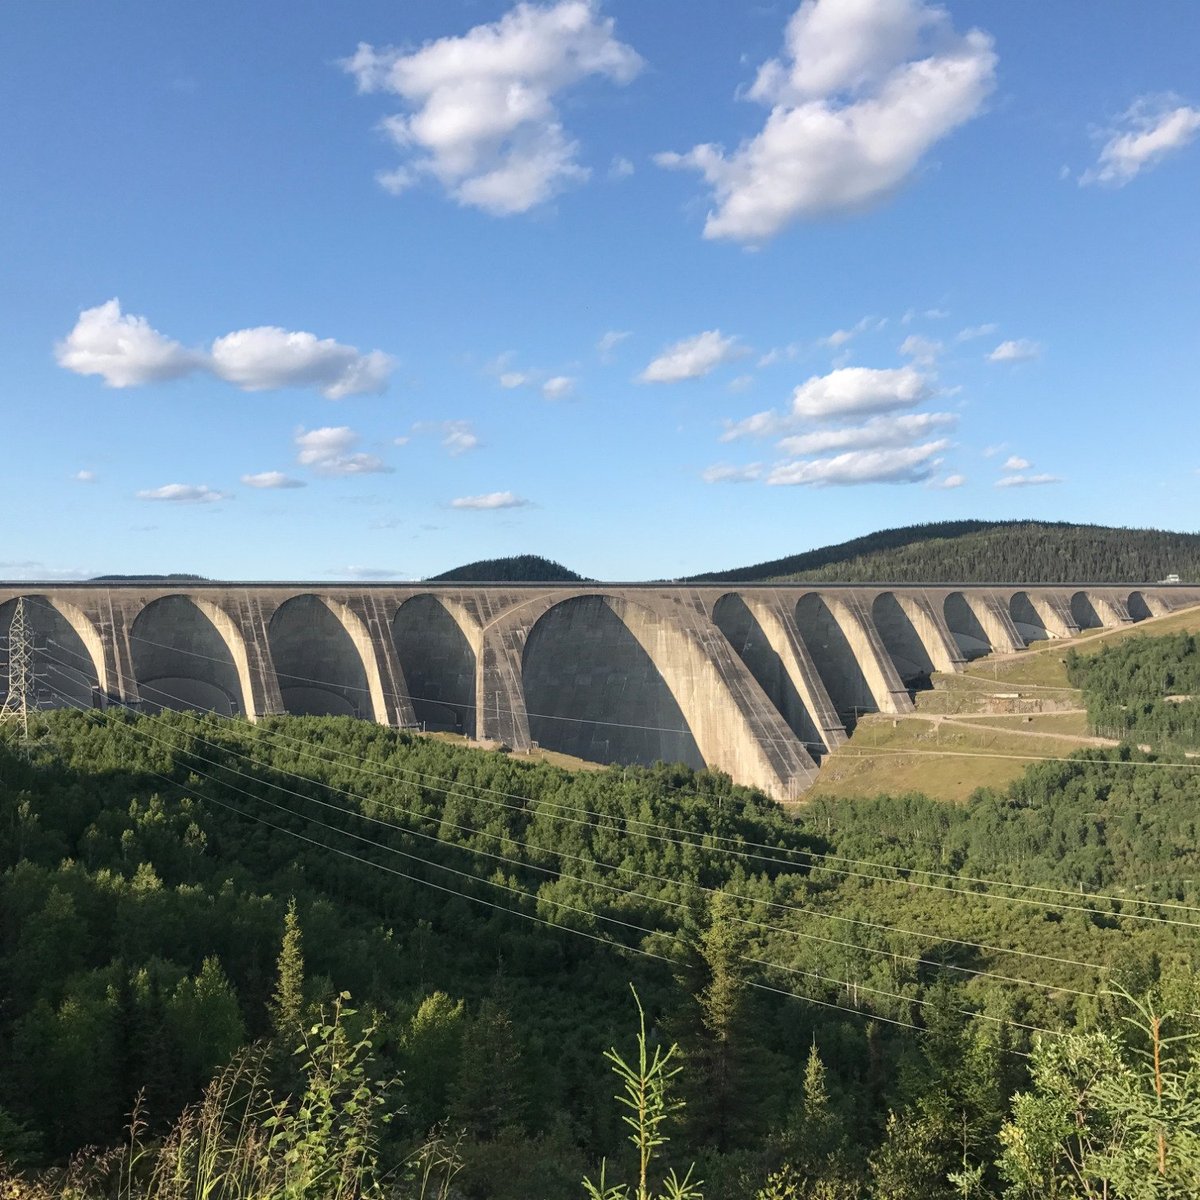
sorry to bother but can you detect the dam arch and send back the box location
[521,594,704,769]
[795,594,878,722]
[944,593,992,660]
[1,595,105,710]
[871,592,936,687]
[268,595,379,720]
[392,595,478,735]
[1127,591,1154,621]
[130,596,250,716]
[1070,591,1105,630]
[1010,592,1051,642]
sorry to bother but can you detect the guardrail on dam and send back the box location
[3,582,1198,800]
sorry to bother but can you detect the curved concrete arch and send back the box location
[1127,590,1163,620]
[943,592,993,659]
[1,594,106,709]
[795,593,910,721]
[1009,591,1076,640]
[130,595,252,716]
[712,593,833,758]
[871,592,939,685]
[267,594,387,721]
[1070,591,1105,630]
[392,594,480,735]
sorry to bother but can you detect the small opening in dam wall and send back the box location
[392,595,476,736]
[269,595,370,718]
[131,596,245,716]
[712,594,825,760]
[1,596,100,710]
[871,593,935,689]
[944,592,992,660]
[1127,591,1152,621]
[522,595,703,770]
[1010,592,1050,642]
[794,594,877,724]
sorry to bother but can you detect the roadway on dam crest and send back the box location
[3,581,1198,801]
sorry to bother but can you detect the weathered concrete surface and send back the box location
[2,581,1198,801]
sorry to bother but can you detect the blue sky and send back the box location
[2,0,1198,581]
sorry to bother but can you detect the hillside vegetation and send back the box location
[690,520,1200,584]
[428,554,584,583]
[3,710,1200,1197]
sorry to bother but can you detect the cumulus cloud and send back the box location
[443,420,480,455]
[137,483,229,503]
[295,426,392,476]
[899,333,943,363]
[791,364,930,419]
[210,328,391,399]
[342,1,643,215]
[987,338,1041,363]
[241,471,306,489]
[932,473,966,488]
[542,375,575,399]
[640,329,742,383]
[702,463,763,484]
[1002,455,1030,471]
[767,440,948,487]
[1082,95,1200,187]
[996,472,1062,488]
[450,490,530,509]
[73,469,97,483]
[656,0,995,242]
[776,411,956,456]
[57,300,393,397]
[56,299,201,387]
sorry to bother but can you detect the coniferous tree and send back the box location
[269,896,304,1044]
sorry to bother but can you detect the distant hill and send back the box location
[689,520,1200,584]
[428,554,584,583]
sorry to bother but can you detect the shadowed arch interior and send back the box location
[712,594,825,759]
[392,595,476,735]
[1010,592,1050,642]
[268,595,371,718]
[944,593,992,660]
[1070,591,1104,630]
[1,596,101,710]
[1127,591,1153,621]
[521,595,703,769]
[795,594,877,722]
[131,596,246,715]
[871,593,936,687]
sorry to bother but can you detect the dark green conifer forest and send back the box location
[2,709,1199,1197]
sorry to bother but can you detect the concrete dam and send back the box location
[3,582,1198,800]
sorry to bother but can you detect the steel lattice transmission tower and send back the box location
[1,597,36,740]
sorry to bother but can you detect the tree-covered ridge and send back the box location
[1068,632,1200,749]
[428,554,584,582]
[690,520,1200,584]
[3,712,1200,1197]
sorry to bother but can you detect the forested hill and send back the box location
[689,520,1200,584]
[428,554,584,582]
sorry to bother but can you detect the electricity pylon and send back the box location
[0,597,36,740]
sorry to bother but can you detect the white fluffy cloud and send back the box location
[657,0,995,242]
[1082,96,1200,187]
[210,328,391,399]
[542,375,575,399]
[136,483,229,503]
[1002,455,1030,471]
[57,300,392,398]
[443,421,480,455]
[342,1,643,215]
[73,469,97,483]
[791,364,930,419]
[241,471,306,489]
[777,411,956,456]
[933,473,966,489]
[450,490,530,509]
[56,299,201,387]
[899,333,943,363]
[640,330,742,383]
[987,339,1041,363]
[295,427,392,476]
[996,473,1061,488]
[767,440,948,487]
